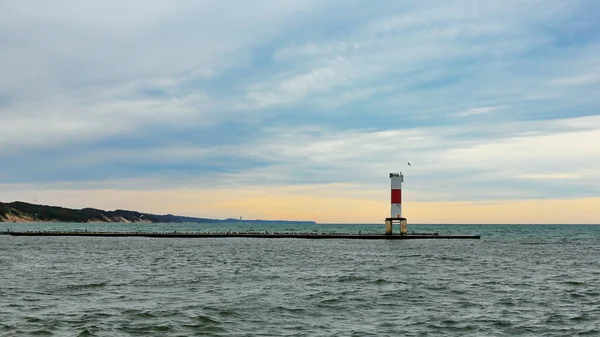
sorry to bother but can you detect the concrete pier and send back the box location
[0,231,480,239]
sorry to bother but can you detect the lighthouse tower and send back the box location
[390,172,403,218]
[385,172,408,235]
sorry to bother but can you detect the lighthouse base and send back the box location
[385,217,408,235]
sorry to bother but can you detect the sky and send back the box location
[1,0,599,224]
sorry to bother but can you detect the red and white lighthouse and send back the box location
[390,172,403,218]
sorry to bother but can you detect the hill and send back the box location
[0,201,316,225]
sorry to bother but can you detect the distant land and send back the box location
[0,201,316,225]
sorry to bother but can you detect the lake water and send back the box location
[1,223,599,336]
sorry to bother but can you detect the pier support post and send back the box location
[385,217,406,236]
[385,220,393,236]
[400,219,407,235]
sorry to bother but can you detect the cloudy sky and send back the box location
[1,0,599,223]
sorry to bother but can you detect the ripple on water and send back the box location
[24,330,54,336]
[492,320,513,328]
[76,330,92,337]
[336,275,369,283]
[373,278,392,285]
[192,314,221,325]
[76,326,101,337]
[578,329,600,336]
[270,306,307,314]
[181,320,226,335]
[64,282,109,291]
[118,324,175,335]
[317,297,342,308]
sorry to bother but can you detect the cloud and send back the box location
[0,94,210,153]
[1,0,599,222]
[516,173,584,180]
[454,106,502,118]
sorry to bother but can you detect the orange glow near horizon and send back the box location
[4,186,600,224]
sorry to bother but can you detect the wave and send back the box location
[65,282,108,290]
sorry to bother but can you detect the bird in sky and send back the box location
[408,161,411,166]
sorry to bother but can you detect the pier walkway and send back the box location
[0,230,480,239]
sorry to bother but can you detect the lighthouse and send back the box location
[390,172,403,218]
[385,172,408,235]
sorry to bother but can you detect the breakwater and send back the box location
[0,230,480,239]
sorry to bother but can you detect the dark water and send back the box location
[1,224,600,336]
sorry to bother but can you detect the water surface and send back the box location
[1,223,599,336]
